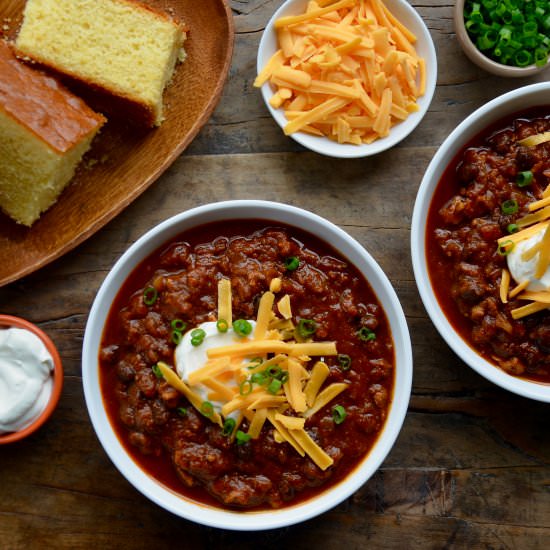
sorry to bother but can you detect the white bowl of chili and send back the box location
[411,82,550,402]
[255,0,437,158]
[83,200,413,530]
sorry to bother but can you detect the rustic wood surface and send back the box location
[1,1,549,548]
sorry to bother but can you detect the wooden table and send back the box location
[1,1,549,548]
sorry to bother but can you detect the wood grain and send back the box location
[0,0,234,287]
[0,1,549,548]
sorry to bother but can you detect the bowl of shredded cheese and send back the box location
[255,0,437,158]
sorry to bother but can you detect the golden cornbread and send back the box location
[0,40,105,227]
[15,0,187,127]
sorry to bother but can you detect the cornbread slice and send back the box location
[0,40,105,226]
[15,0,187,127]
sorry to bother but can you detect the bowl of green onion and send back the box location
[454,0,550,76]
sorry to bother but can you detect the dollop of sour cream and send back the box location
[507,228,550,292]
[174,320,256,412]
[0,327,54,434]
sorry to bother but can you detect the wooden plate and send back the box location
[0,0,234,287]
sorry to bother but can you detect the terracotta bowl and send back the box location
[454,0,550,77]
[0,315,63,444]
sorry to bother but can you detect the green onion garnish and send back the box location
[171,330,183,345]
[171,319,187,332]
[297,319,317,339]
[190,328,206,346]
[235,430,251,445]
[222,418,236,436]
[267,378,283,394]
[507,223,519,233]
[151,363,163,379]
[332,405,347,424]
[357,327,376,342]
[338,354,352,370]
[501,199,519,215]
[239,379,254,396]
[143,286,158,306]
[284,256,300,271]
[497,240,515,256]
[177,407,187,417]
[216,319,229,333]
[200,401,214,418]
[516,170,534,187]
[247,357,263,370]
[233,319,252,337]
[250,372,268,385]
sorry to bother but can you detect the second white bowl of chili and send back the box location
[83,200,413,530]
[412,82,550,402]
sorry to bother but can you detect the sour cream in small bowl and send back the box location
[0,315,63,444]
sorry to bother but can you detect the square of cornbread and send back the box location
[15,0,187,127]
[0,40,105,227]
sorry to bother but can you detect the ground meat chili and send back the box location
[426,108,550,384]
[99,220,395,510]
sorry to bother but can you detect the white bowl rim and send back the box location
[83,199,413,530]
[411,82,550,403]
[256,0,438,158]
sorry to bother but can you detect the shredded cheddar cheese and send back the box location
[498,183,550,318]
[157,278,348,471]
[254,0,426,145]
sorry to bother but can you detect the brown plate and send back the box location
[0,0,234,287]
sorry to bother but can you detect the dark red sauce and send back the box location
[99,220,395,510]
[426,107,550,384]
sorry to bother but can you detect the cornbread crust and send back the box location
[0,40,105,226]
[15,0,187,127]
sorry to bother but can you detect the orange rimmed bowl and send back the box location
[0,315,63,444]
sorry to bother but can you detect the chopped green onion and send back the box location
[501,199,519,215]
[222,418,236,436]
[233,319,253,337]
[266,365,282,378]
[516,170,534,187]
[171,330,183,345]
[338,354,352,370]
[216,319,229,333]
[507,223,519,233]
[177,407,187,417]
[235,430,251,445]
[284,256,300,271]
[151,363,163,379]
[247,357,263,370]
[267,378,283,395]
[239,379,254,396]
[464,0,550,68]
[200,401,214,418]
[190,328,206,346]
[497,240,515,256]
[297,319,317,339]
[171,319,187,332]
[251,372,268,385]
[279,371,289,384]
[332,405,347,424]
[143,286,158,306]
[358,327,376,342]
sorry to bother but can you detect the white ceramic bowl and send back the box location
[411,82,550,403]
[256,0,437,158]
[83,200,413,530]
